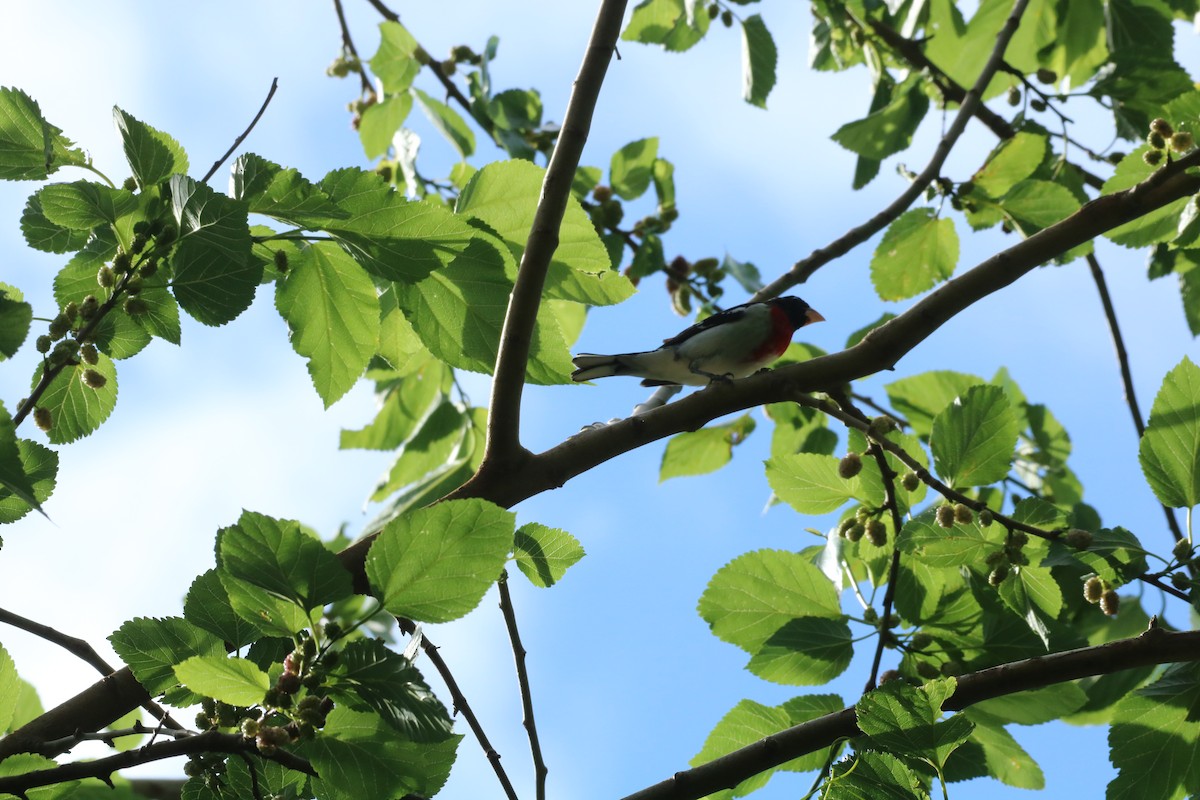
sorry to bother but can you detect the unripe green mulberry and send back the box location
[123,296,148,315]
[865,518,887,547]
[1148,131,1166,150]
[1150,118,1174,136]
[1035,67,1057,84]
[1144,149,1164,166]
[240,718,260,738]
[130,234,147,254]
[901,471,920,492]
[33,407,52,432]
[112,252,132,273]
[1173,538,1193,563]
[1170,131,1195,153]
[707,2,719,18]
[81,343,99,365]
[35,335,51,354]
[988,565,1009,586]
[592,185,613,203]
[1006,86,1021,106]
[97,265,116,288]
[1009,531,1029,549]
[64,301,79,323]
[48,314,70,340]
[1063,528,1092,550]
[935,504,956,528]
[79,295,99,320]
[1171,571,1190,591]
[978,508,994,527]
[953,503,973,525]
[139,259,158,278]
[1083,576,1104,603]
[868,415,898,438]
[274,249,289,273]
[878,669,901,683]
[909,632,933,651]
[846,523,865,542]
[838,452,863,479]
[916,660,940,679]
[1099,589,1120,616]
[123,176,138,191]
[82,369,107,389]
[721,9,733,26]
[837,518,856,538]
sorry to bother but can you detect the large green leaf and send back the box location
[885,370,984,439]
[113,107,188,188]
[0,436,56,524]
[365,498,515,623]
[218,510,354,609]
[370,21,422,94]
[740,15,777,108]
[326,638,453,742]
[746,616,854,685]
[0,87,85,180]
[831,74,928,161]
[825,750,927,799]
[970,133,1047,199]
[20,193,89,253]
[610,137,659,201]
[231,154,344,227]
[698,549,843,654]
[944,713,1045,789]
[413,88,475,159]
[0,401,46,521]
[0,643,17,733]
[870,208,959,301]
[1108,663,1200,800]
[897,509,998,569]
[621,0,710,53]
[109,616,224,696]
[1139,357,1200,508]
[369,402,468,501]
[275,243,380,407]
[931,385,1019,487]
[765,453,859,514]
[512,523,586,588]
[340,360,450,452]
[37,181,137,230]
[30,354,118,444]
[173,655,270,706]
[359,94,414,159]
[169,174,258,326]
[183,568,260,649]
[857,677,974,770]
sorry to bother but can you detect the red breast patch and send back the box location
[749,305,795,361]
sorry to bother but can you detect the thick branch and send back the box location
[478,0,627,464]
[755,0,1030,299]
[620,626,1200,800]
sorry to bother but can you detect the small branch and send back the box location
[0,730,314,795]
[474,0,628,468]
[755,0,1032,299]
[1086,252,1186,544]
[397,619,520,800]
[619,626,1200,800]
[0,607,183,731]
[333,0,375,96]
[200,77,279,184]
[498,572,548,800]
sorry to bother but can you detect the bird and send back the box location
[571,296,824,387]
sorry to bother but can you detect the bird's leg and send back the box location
[689,361,733,384]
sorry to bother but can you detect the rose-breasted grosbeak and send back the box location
[571,296,824,387]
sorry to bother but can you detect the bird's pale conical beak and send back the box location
[806,309,825,324]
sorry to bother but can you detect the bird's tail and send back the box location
[571,353,643,382]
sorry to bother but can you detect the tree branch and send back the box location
[620,625,1200,800]
[1086,252,1185,544]
[475,0,628,467]
[0,729,314,795]
[332,0,376,97]
[0,607,182,732]
[200,77,279,184]
[754,0,1031,299]
[499,572,548,800]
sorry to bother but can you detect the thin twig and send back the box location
[0,607,183,730]
[200,77,279,184]
[620,625,1200,800]
[473,0,628,470]
[398,619,520,800]
[332,0,375,96]
[755,0,1032,299]
[1086,252,1186,544]
[498,571,548,800]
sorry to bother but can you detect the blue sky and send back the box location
[1,2,1197,798]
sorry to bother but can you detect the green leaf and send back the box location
[870,208,959,301]
[1046,526,1148,585]
[0,87,61,180]
[661,415,755,480]
[370,22,422,94]
[610,137,659,200]
[327,638,453,742]
[885,370,983,439]
[857,677,973,769]
[1103,146,1191,247]
[0,436,56,524]
[231,154,344,227]
[275,242,380,407]
[366,498,514,623]
[971,684,1087,725]
[218,510,354,609]
[0,754,78,800]
[931,385,1019,487]
[944,714,1045,789]
[621,0,711,52]
[369,402,467,501]
[31,354,118,444]
[183,569,260,649]
[698,549,842,654]
[746,616,854,685]
[1108,663,1200,800]
[1139,357,1200,508]
[168,175,258,326]
[20,193,89,253]
[359,94,414,160]
[0,643,17,733]
[109,616,224,696]
[831,74,928,162]
[455,159,624,304]
[512,523,586,588]
[309,707,460,800]
[173,655,269,706]
[341,361,449,451]
[112,106,188,188]
[765,453,859,514]
[971,133,1048,198]
[487,88,543,131]
[740,15,777,108]
[999,179,1081,237]
[897,509,997,569]
[690,700,805,796]
[37,181,137,230]
[413,88,475,159]
[825,750,928,799]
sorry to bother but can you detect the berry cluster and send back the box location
[1143,118,1194,167]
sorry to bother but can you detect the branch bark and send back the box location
[620,625,1200,800]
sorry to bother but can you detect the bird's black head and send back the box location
[772,296,824,328]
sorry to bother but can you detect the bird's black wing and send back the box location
[659,301,755,346]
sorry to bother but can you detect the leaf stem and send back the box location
[199,77,279,184]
